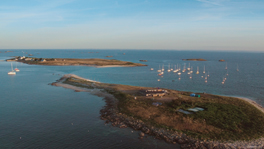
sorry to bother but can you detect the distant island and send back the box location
[182,58,206,61]
[6,56,147,67]
[139,60,148,62]
[51,74,264,149]
[219,59,225,62]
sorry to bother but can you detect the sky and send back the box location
[0,0,264,51]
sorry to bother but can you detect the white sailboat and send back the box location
[173,65,177,73]
[178,65,181,75]
[167,63,171,72]
[8,63,16,75]
[190,66,193,74]
[196,66,199,74]
[187,63,190,71]
[161,64,164,71]
[182,63,186,72]
[225,62,227,70]
[203,65,205,74]
[157,65,161,72]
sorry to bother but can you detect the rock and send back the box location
[204,142,214,149]
[142,127,150,134]
[177,138,187,144]
[51,83,58,86]
[181,144,191,149]
[139,132,145,137]
[198,144,207,149]
[119,124,127,128]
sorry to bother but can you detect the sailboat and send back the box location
[187,63,190,71]
[157,65,161,72]
[167,63,171,72]
[190,66,193,73]
[173,65,177,73]
[8,63,16,75]
[225,62,227,70]
[14,63,20,72]
[237,64,239,71]
[161,64,164,71]
[182,63,186,72]
[196,66,199,74]
[203,65,205,74]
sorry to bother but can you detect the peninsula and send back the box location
[182,58,207,61]
[6,56,147,67]
[51,74,264,149]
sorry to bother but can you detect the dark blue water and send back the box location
[1,49,264,148]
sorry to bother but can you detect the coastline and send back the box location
[95,65,137,68]
[6,57,147,67]
[236,97,264,113]
[51,74,264,149]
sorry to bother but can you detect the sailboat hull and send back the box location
[8,71,16,75]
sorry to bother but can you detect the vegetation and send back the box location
[6,57,147,67]
[60,76,264,141]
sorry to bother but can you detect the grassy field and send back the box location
[61,76,264,141]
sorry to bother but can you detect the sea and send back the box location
[1,49,264,148]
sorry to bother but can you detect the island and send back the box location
[51,74,264,149]
[139,60,148,62]
[6,56,147,67]
[219,59,225,62]
[182,59,207,61]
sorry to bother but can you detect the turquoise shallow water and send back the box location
[1,50,264,148]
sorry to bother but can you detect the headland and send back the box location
[51,74,264,149]
[6,56,147,67]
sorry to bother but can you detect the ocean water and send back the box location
[1,49,264,148]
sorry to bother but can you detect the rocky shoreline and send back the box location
[52,75,264,149]
[100,95,264,149]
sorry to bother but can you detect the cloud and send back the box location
[196,0,227,6]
